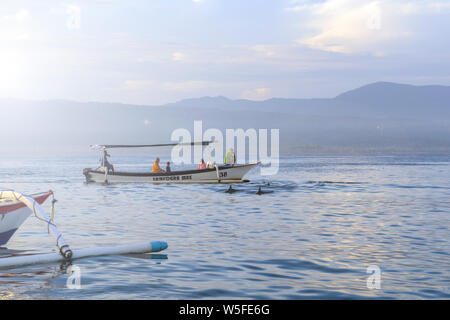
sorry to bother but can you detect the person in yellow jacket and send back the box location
[152,157,165,173]
[224,148,236,166]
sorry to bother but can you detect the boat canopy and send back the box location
[90,140,214,150]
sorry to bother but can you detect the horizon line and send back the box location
[0,81,448,107]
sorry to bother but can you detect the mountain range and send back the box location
[1,81,449,155]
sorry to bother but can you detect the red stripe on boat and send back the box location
[0,191,52,215]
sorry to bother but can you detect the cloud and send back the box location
[172,52,185,61]
[163,80,210,92]
[293,1,394,54]
[137,55,161,63]
[241,88,272,100]
[289,0,450,55]
[0,10,32,42]
[1,9,31,23]
[125,80,153,89]
[252,45,276,57]
[15,10,31,22]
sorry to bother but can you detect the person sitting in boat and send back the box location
[166,161,171,173]
[152,157,165,173]
[102,150,114,173]
[198,158,206,169]
[206,161,215,169]
[224,148,236,167]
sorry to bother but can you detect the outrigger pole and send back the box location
[0,190,168,269]
[0,241,168,269]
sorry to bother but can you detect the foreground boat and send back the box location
[0,189,168,269]
[0,191,53,246]
[83,163,258,184]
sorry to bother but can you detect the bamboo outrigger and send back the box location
[0,189,168,269]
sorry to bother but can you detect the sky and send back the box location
[1,0,450,105]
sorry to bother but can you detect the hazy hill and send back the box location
[170,82,450,120]
[1,82,449,155]
[335,82,450,119]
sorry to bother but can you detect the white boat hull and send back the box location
[0,192,52,245]
[83,163,258,184]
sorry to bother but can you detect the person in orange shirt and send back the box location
[152,157,165,173]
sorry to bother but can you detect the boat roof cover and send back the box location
[90,141,214,149]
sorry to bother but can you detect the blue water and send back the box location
[0,154,449,299]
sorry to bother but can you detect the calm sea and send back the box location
[0,154,449,299]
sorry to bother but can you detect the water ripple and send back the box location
[1,154,449,299]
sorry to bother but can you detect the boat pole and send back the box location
[101,148,109,184]
[104,166,108,184]
[215,164,221,183]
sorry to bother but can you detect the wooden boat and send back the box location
[0,191,53,246]
[84,141,259,184]
[83,163,258,184]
